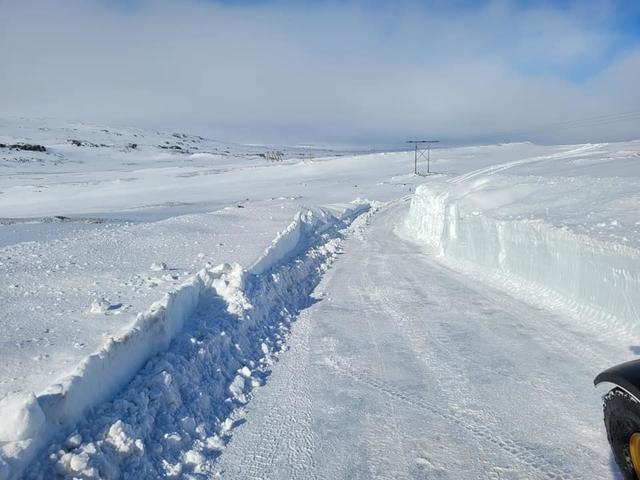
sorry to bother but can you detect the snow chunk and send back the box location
[183,448,205,466]
[229,374,247,404]
[180,416,196,434]
[0,393,45,442]
[89,297,110,314]
[162,459,183,478]
[65,432,83,448]
[105,420,144,456]
[205,435,225,452]
[210,263,251,315]
[150,261,168,271]
[163,432,183,449]
[57,450,97,478]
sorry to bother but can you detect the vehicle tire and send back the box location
[604,388,640,480]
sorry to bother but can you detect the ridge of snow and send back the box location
[250,203,370,275]
[404,175,640,339]
[0,201,370,480]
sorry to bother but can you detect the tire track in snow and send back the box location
[214,206,381,480]
[355,288,551,479]
[367,257,605,424]
[362,282,567,479]
[211,200,613,479]
[335,203,579,479]
[343,207,414,480]
[324,355,572,480]
[449,144,603,185]
[225,307,318,480]
[347,264,413,480]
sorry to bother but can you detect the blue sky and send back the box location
[204,0,640,82]
[1,0,639,145]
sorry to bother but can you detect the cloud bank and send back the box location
[1,0,639,145]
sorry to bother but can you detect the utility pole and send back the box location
[406,140,439,175]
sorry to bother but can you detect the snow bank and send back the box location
[405,178,640,335]
[250,203,370,275]
[0,201,370,480]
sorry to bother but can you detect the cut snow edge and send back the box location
[404,183,640,339]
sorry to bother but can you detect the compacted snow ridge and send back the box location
[405,144,640,340]
[2,202,370,480]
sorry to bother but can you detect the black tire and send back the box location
[604,388,640,480]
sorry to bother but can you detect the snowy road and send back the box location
[5,133,640,478]
[215,201,627,480]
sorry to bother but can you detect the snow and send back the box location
[1,118,640,478]
[0,395,45,443]
[213,202,628,479]
[18,203,372,479]
[0,119,436,411]
[404,141,640,338]
[149,262,168,272]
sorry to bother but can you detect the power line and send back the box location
[482,109,640,141]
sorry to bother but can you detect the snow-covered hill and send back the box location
[0,118,348,219]
[0,118,337,173]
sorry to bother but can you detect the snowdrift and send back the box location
[0,201,370,480]
[405,177,640,336]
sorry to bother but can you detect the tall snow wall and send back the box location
[405,181,640,334]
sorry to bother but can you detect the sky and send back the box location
[0,0,639,147]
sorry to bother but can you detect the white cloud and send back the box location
[0,0,638,145]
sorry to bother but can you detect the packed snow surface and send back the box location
[214,202,628,479]
[1,118,640,478]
